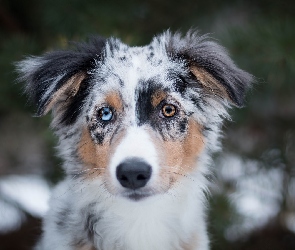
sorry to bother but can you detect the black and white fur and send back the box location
[17,30,252,250]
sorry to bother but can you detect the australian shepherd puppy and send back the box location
[17,30,252,250]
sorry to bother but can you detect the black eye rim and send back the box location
[97,106,115,122]
[161,103,177,118]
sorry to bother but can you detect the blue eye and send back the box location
[98,107,113,121]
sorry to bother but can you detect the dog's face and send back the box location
[79,46,206,200]
[17,31,252,201]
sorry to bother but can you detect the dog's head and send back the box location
[17,31,252,201]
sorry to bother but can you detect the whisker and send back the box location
[69,167,104,179]
[162,168,197,183]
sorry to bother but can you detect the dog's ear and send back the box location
[166,31,253,107]
[16,36,106,124]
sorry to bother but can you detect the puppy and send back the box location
[17,30,252,250]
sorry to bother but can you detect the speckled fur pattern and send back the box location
[17,30,253,250]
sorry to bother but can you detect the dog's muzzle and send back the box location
[116,157,152,190]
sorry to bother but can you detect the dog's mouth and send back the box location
[122,190,152,201]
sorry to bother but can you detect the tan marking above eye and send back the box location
[104,91,123,112]
[162,104,176,117]
[151,90,167,107]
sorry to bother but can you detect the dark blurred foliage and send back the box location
[0,0,294,249]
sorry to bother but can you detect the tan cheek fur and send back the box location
[78,127,125,181]
[153,119,204,187]
[77,91,124,180]
[78,128,109,177]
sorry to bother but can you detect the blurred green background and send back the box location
[0,0,294,249]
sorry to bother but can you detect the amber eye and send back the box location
[162,104,176,117]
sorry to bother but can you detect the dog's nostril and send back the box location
[137,174,146,181]
[116,158,152,189]
[121,175,128,181]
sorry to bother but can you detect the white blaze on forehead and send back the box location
[109,126,159,186]
[93,41,179,101]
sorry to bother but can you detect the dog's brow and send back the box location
[105,91,123,111]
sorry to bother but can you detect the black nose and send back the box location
[116,158,152,189]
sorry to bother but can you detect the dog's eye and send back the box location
[98,107,113,121]
[162,104,176,117]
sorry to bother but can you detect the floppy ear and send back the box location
[40,72,86,115]
[16,36,106,125]
[166,31,253,107]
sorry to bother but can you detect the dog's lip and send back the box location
[128,192,150,201]
[122,190,151,201]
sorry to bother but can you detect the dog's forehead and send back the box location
[93,40,182,94]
